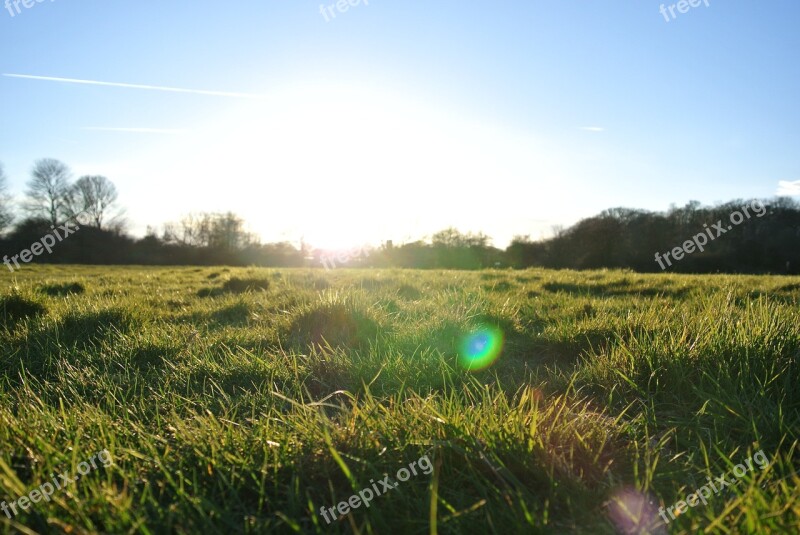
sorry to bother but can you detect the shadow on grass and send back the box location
[0,293,47,329]
[128,342,181,372]
[39,282,86,297]
[482,281,516,292]
[2,309,134,381]
[357,278,397,290]
[396,284,422,301]
[209,302,252,327]
[543,281,689,298]
[286,303,380,352]
[198,277,271,298]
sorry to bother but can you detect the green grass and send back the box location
[0,265,798,534]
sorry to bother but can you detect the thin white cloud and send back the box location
[578,126,605,132]
[82,127,190,134]
[777,180,800,196]
[2,73,268,99]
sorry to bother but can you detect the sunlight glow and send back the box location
[103,83,568,247]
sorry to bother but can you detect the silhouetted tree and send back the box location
[431,228,490,248]
[163,213,212,247]
[24,159,72,226]
[208,212,257,251]
[70,175,124,229]
[507,235,547,268]
[429,228,494,268]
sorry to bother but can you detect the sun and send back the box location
[118,81,557,248]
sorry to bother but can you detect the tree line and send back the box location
[0,159,306,267]
[507,199,800,273]
[1,159,798,273]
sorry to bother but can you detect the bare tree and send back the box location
[0,163,13,233]
[163,213,213,247]
[24,158,72,226]
[71,175,123,229]
[431,227,490,248]
[163,212,256,250]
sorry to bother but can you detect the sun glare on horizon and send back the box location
[102,83,568,249]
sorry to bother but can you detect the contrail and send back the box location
[2,73,267,99]
[81,127,190,134]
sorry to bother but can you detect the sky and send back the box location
[1,0,799,249]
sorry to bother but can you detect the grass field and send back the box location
[1,266,799,534]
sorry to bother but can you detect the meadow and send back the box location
[0,265,798,534]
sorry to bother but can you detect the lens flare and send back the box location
[458,325,504,371]
[607,488,661,534]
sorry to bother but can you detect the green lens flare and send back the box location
[458,326,504,371]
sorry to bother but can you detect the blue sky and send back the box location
[1,0,798,248]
